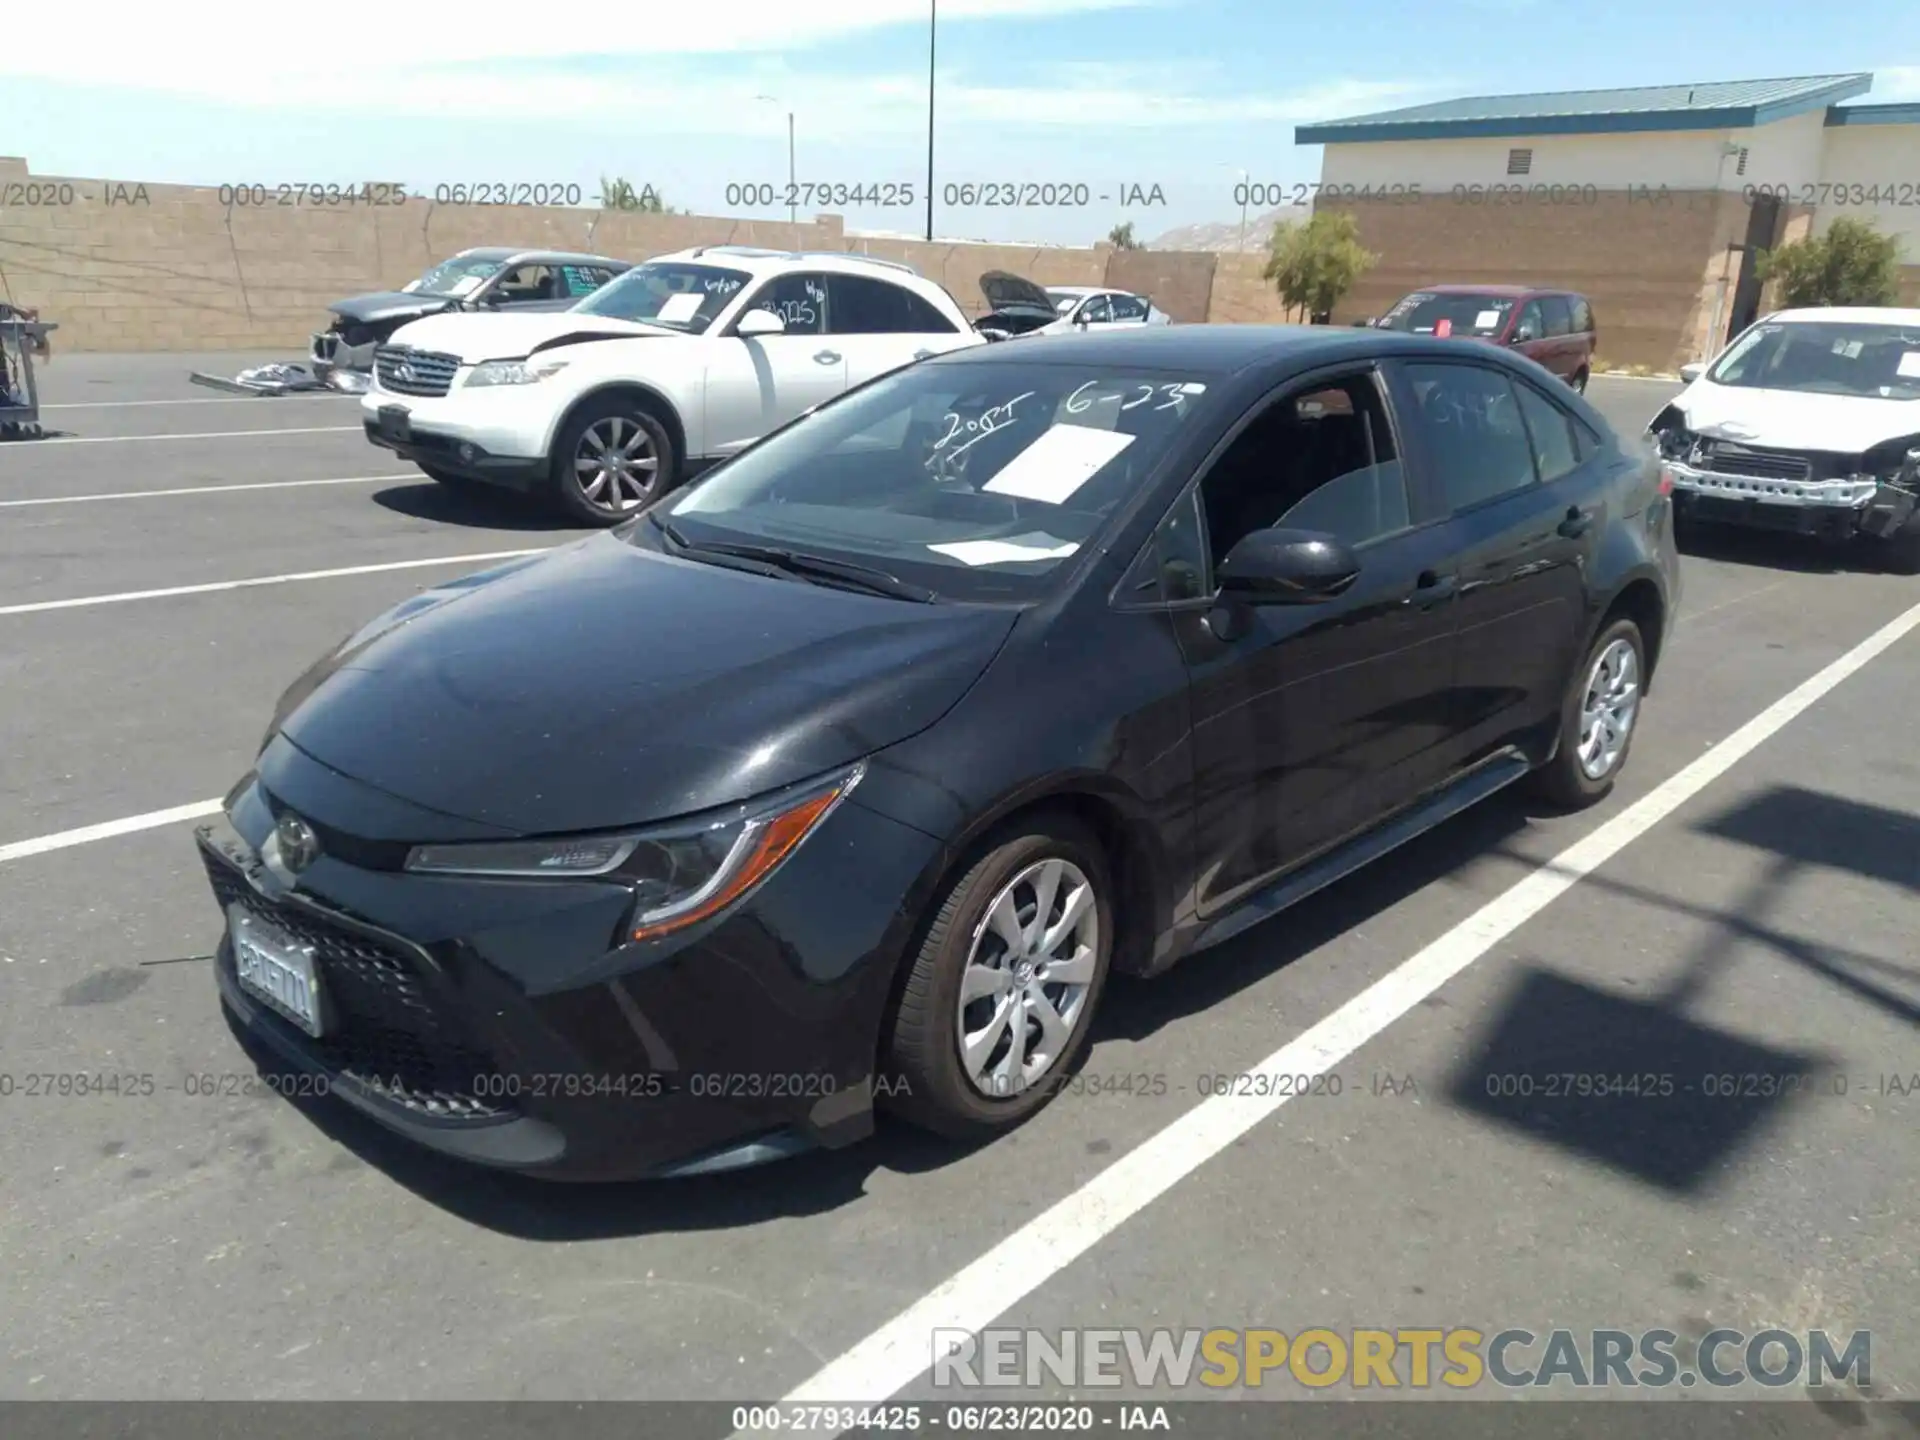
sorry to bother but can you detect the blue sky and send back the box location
[4,0,1915,246]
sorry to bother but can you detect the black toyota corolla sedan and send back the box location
[198,325,1680,1180]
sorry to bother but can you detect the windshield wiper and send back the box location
[649,516,936,602]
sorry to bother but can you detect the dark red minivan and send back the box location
[1370,285,1597,392]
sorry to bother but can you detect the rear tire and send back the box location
[1530,617,1646,809]
[882,816,1114,1140]
[549,395,678,527]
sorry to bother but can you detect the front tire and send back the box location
[883,817,1114,1140]
[1531,617,1645,809]
[1875,522,1920,576]
[549,395,678,527]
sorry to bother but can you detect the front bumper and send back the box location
[310,331,374,374]
[196,768,942,1181]
[1667,461,1918,540]
[1666,464,1920,545]
[359,383,558,491]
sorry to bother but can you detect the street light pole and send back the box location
[925,0,936,242]
[787,110,797,237]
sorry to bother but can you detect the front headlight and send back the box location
[403,764,865,941]
[465,357,570,388]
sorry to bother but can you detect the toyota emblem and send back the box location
[274,813,321,874]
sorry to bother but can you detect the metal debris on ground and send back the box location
[188,361,370,397]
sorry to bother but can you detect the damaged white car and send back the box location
[362,247,986,524]
[1650,306,1920,572]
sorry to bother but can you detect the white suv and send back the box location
[361,247,988,524]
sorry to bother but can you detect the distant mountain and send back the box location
[1149,204,1312,254]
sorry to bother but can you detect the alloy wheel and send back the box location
[1577,637,1640,779]
[955,857,1099,1098]
[574,415,659,513]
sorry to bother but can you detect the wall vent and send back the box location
[1506,148,1533,175]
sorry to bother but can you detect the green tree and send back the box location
[1107,221,1142,250]
[1262,210,1378,322]
[1756,217,1900,308]
[600,176,680,214]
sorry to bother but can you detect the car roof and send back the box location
[928,323,1492,375]
[456,247,630,267]
[649,245,924,280]
[1046,285,1101,296]
[1413,284,1573,299]
[1765,306,1920,326]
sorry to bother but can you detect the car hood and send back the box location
[386,310,674,362]
[272,535,1017,835]
[328,291,457,326]
[978,270,1059,318]
[1675,380,1920,453]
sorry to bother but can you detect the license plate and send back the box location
[377,405,411,444]
[229,905,328,1037]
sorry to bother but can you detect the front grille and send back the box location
[204,852,510,1120]
[374,345,460,397]
[1694,440,1813,483]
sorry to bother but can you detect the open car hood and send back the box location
[327,291,458,326]
[978,270,1059,319]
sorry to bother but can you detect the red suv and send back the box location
[1369,286,1597,392]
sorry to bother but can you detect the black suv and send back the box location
[200,324,1681,1180]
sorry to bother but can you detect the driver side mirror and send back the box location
[1074,313,1091,329]
[1512,324,1539,343]
[736,308,787,338]
[1216,528,1361,603]
[1679,362,1705,384]
[1353,318,1377,328]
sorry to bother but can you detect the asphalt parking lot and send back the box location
[1,351,1915,1410]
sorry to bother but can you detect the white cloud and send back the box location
[1867,66,1920,101]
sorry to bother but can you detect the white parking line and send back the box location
[762,595,1920,1417]
[42,396,357,410]
[0,801,225,866]
[0,474,417,508]
[0,549,553,617]
[28,426,360,445]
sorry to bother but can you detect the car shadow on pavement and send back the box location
[1440,782,1916,1196]
[1093,785,1550,1044]
[371,480,588,532]
[1676,521,1891,575]
[226,1007,994,1240]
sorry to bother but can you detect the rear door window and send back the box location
[1540,296,1573,337]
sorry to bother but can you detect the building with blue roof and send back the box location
[1290,74,1919,371]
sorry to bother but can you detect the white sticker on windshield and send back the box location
[446,275,485,297]
[1833,338,1863,359]
[656,291,704,324]
[1898,351,1920,378]
[1474,310,1502,329]
[980,424,1137,504]
[928,533,1081,566]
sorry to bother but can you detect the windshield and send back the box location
[1047,291,1082,315]
[570,261,751,331]
[1707,320,1920,400]
[1377,292,1515,337]
[645,360,1218,601]
[406,253,506,298]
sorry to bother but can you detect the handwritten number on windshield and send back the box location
[932,391,1035,463]
[1066,380,1193,414]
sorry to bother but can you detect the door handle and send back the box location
[814,350,841,365]
[1558,505,1594,538]
[1407,570,1458,607]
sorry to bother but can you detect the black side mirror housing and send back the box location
[1216,528,1361,603]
